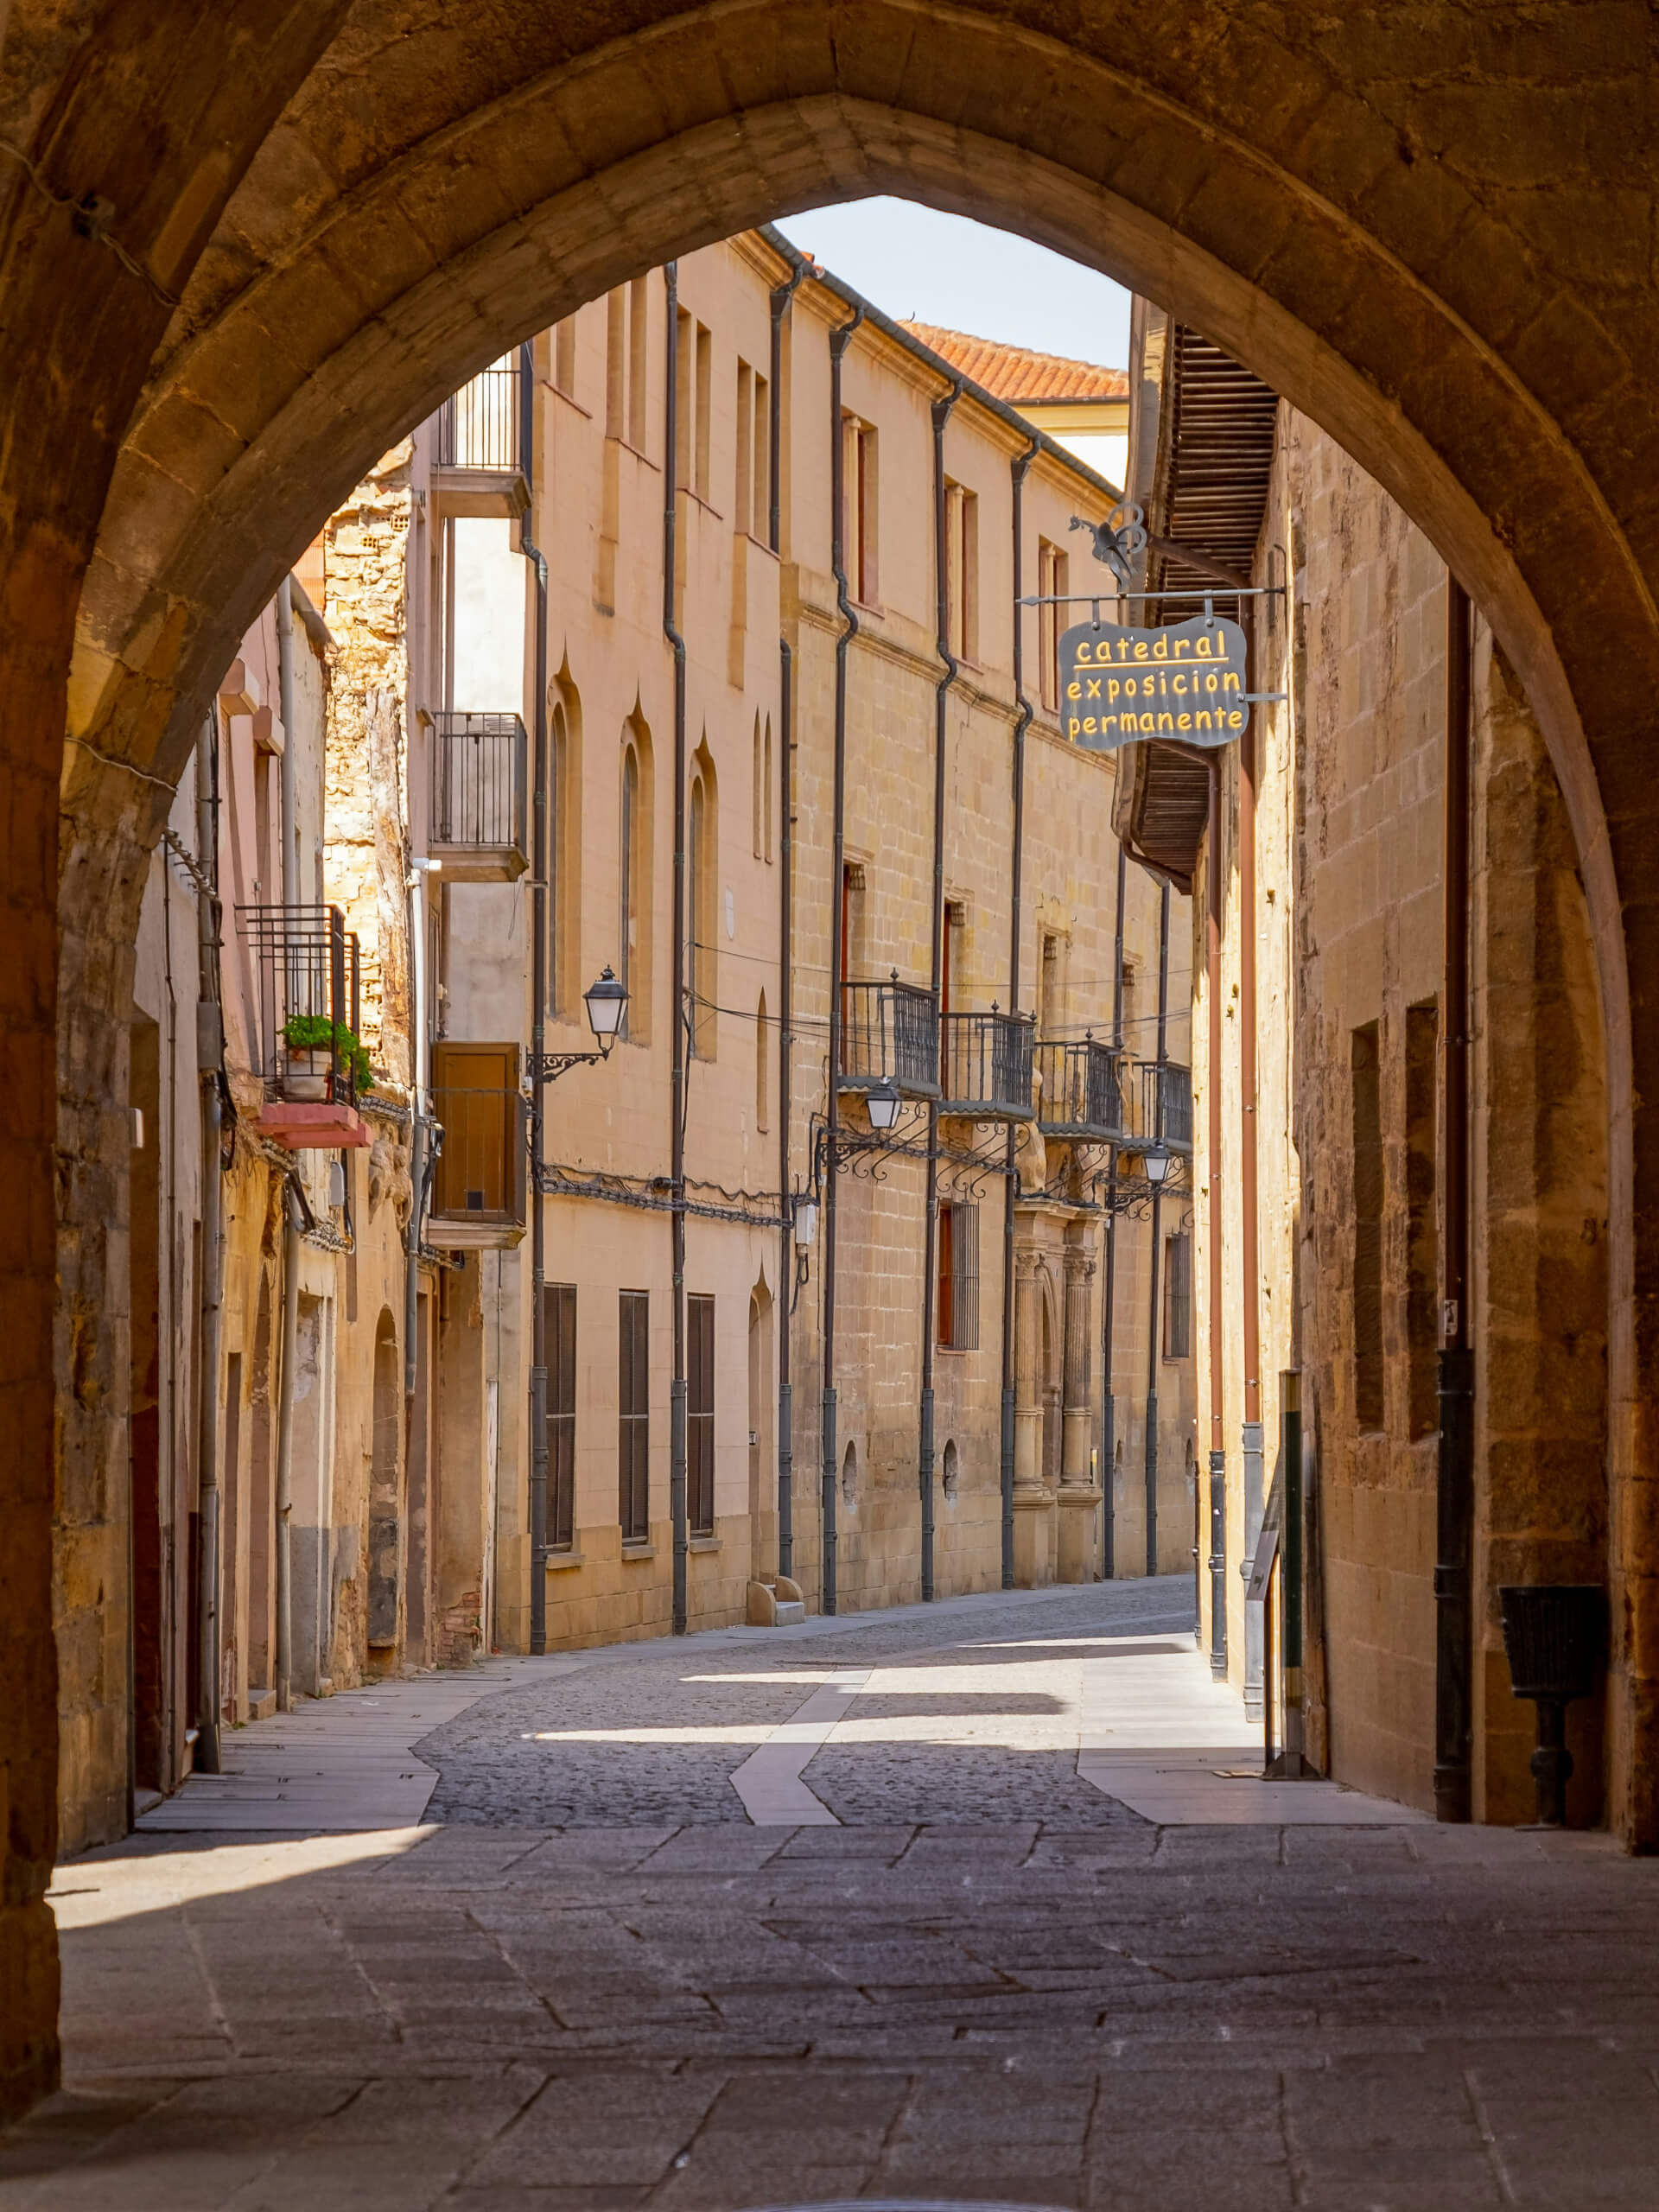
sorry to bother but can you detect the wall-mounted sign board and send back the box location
[1060,611,1249,753]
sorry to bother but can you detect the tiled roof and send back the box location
[900,322,1128,404]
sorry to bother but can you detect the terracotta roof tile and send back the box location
[900,322,1128,404]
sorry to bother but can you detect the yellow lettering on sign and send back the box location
[1197,636,1212,658]
[1153,633,1168,660]
[1178,712,1192,730]
[1067,681,1081,700]
[1086,678,1102,698]
[1157,711,1174,731]
[1224,671,1241,693]
[1068,717,1081,739]
[1134,641,1148,661]
[1174,639,1192,658]
[1084,715,1097,734]
[1197,710,1213,731]
[1106,679,1120,703]
[1229,709,1244,730]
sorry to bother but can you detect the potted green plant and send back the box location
[282,1014,374,1100]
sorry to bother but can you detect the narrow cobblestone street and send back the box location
[6,1580,1659,2209]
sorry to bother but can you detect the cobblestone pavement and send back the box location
[6,1579,1659,2209]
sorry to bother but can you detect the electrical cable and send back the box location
[0,137,181,308]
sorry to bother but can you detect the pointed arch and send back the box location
[550,660,583,1019]
[620,702,654,1044]
[689,734,718,1060]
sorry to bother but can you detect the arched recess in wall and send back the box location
[550,663,582,1020]
[942,1438,959,1502]
[690,736,718,1060]
[842,1440,858,1509]
[366,1310,403,1655]
[619,702,653,1044]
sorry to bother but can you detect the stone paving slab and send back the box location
[12,1580,1659,2205]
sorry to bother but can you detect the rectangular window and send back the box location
[842,412,879,605]
[546,1284,576,1552]
[619,1290,650,1542]
[946,483,979,663]
[695,321,712,500]
[1406,1000,1440,1439]
[1038,539,1068,711]
[1352,1021,1385,1432]
[938,1201,980,1351]
[1162,1232,1192,1360]
[735,360,753,531]
[752,372,770,538]
[553,316,577,399]
[688,1293,715,1537]
[605,289,626,439]
[627,277,650,450]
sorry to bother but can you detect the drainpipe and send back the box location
[1434,577,1475,1821]
[1146,880,1169,1577]
[273,578,300,1713]
[770,270,803,1582]
[664,265,690,1635]
[1206,759,1228,1674]
[1102,838,1128,1579]
[522,335,553,1656]
[1004,435,1039,1592]
[194,712,224,1772]
[919,376,963,1605]
[823,300,864,1617]
[1239,615,1265,1714]
[778,636,795,1578]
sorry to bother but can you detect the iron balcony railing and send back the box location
[1034,1037,1127,1141]
[1141,1058,1194,1153]
[430,711,529,858]
[836,975,938,1099]
[435,345,529,474]
[238,904,362,1106]
[938,1009,1035,1121]
[430,1085,526,1225]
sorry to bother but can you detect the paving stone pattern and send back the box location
[6,1580,1659,2206]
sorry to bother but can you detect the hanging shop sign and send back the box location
[1059,610,1249,753]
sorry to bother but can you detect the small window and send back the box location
[842,412,879,605]
[736,359,768,537]
[945,481,979,663]
[553,316,577,399]
[938,1199,980,1351]
[627,277,649,449]
[942,1438,960,1500]
[619,1290,650,1542]
[1162,1233,1191,1361]
[1352,1022,1384,1432]
[431,1043,521,1223]
[755,990,769,1134]
[689,1293,715,1537]
[546,1284,576,1551]
[1038,540,1069,711]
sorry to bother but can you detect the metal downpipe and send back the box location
[1002,435,1039,1592]
[664,266,690,1635]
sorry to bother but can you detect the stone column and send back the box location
[1060,1249,1095,1488]
[1013,1249,1044,1495]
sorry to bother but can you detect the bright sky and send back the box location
[775,197,1132,372]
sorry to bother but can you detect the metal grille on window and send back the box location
[1162,1233,1192,1361]
[619,1291,650,1542]
[938,1200,980,1351]
[688,1294,715,1537]
[546,1285,576,1553]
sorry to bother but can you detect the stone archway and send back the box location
[8,0,1659,2120]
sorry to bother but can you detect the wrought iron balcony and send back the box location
[430,344,530,515]
[938,1008,1035,1122]
[1034,1037,1127,1141]
[237,904,370,1149]
[836,975,938,1100]
[1141,1058,1194,1153]
[429,711,529,880]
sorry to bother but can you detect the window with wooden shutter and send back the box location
[1161,1234,1192,1361]
[688,1294,715,1537]
[619,1291,650,1542]
[938,1200,979,1351]
[546,1284,576,1552]
[431,1043,521,1221]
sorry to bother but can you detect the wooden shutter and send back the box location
[619,1291,649,1543]
[545,1285,576,1552]
[937,1204,954,1346]
[688,1294,715,1537]
[942,1202,979,1351]
[432,1042,519,1220]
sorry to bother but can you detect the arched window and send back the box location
[620,741,639,1036]
[752,712,764,859]
[619,716,654,1044]
[763,713,773,861]
[755,989,769,1132]
[690,741,717,1059]
[841,1439,858,1506]
[942,1438,959,1500]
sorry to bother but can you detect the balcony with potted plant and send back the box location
[238,905,373,1148]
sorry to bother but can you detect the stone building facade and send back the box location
[1125,310,1612,1822]
[410,230,1198,1650]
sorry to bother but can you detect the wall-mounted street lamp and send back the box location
[536,965,630,1083]
[1142,1142,1175,1187]
[864,1074,903,1133]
